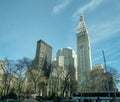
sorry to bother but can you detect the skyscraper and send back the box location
[35,39,52,78]
[77,14,92,91]
[57,48,75,69]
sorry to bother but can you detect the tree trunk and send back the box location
[34,81,37,92]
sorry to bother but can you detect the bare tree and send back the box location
[13,57,31,99]
[49,65,77,97]
[0,57,32,100]
[107,66,120,91]
[0,58,15,98]
[49,66,66,97]
[61,67,76,97]
[27,61,46,95]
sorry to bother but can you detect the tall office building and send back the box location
[35,39,52,78]
[77,14,92,91]
[57,48,75,68]
[56,48,77,78]
[56,47,77,81]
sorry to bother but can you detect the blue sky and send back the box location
[0,0,120,72]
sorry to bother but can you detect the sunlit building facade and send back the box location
[0,60,4,78]
[0,60,4,92]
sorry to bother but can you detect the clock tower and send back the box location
[77,14,92,91]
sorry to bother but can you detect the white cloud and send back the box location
[53,0,73,14]
[90,20,120,44]
[89,17,120,67]
[72,0,104,20]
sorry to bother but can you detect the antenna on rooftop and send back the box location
[102,50,111,101]
[102,50,107,72]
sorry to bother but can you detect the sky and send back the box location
[0,0,120,72]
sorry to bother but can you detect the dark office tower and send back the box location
[77,14,92,91]
[35,39,52,78]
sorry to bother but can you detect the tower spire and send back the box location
[80,13,84,21]
[77,13,87,34]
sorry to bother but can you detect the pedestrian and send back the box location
[96,97,101,102]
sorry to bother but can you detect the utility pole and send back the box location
[102,50,110,101]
